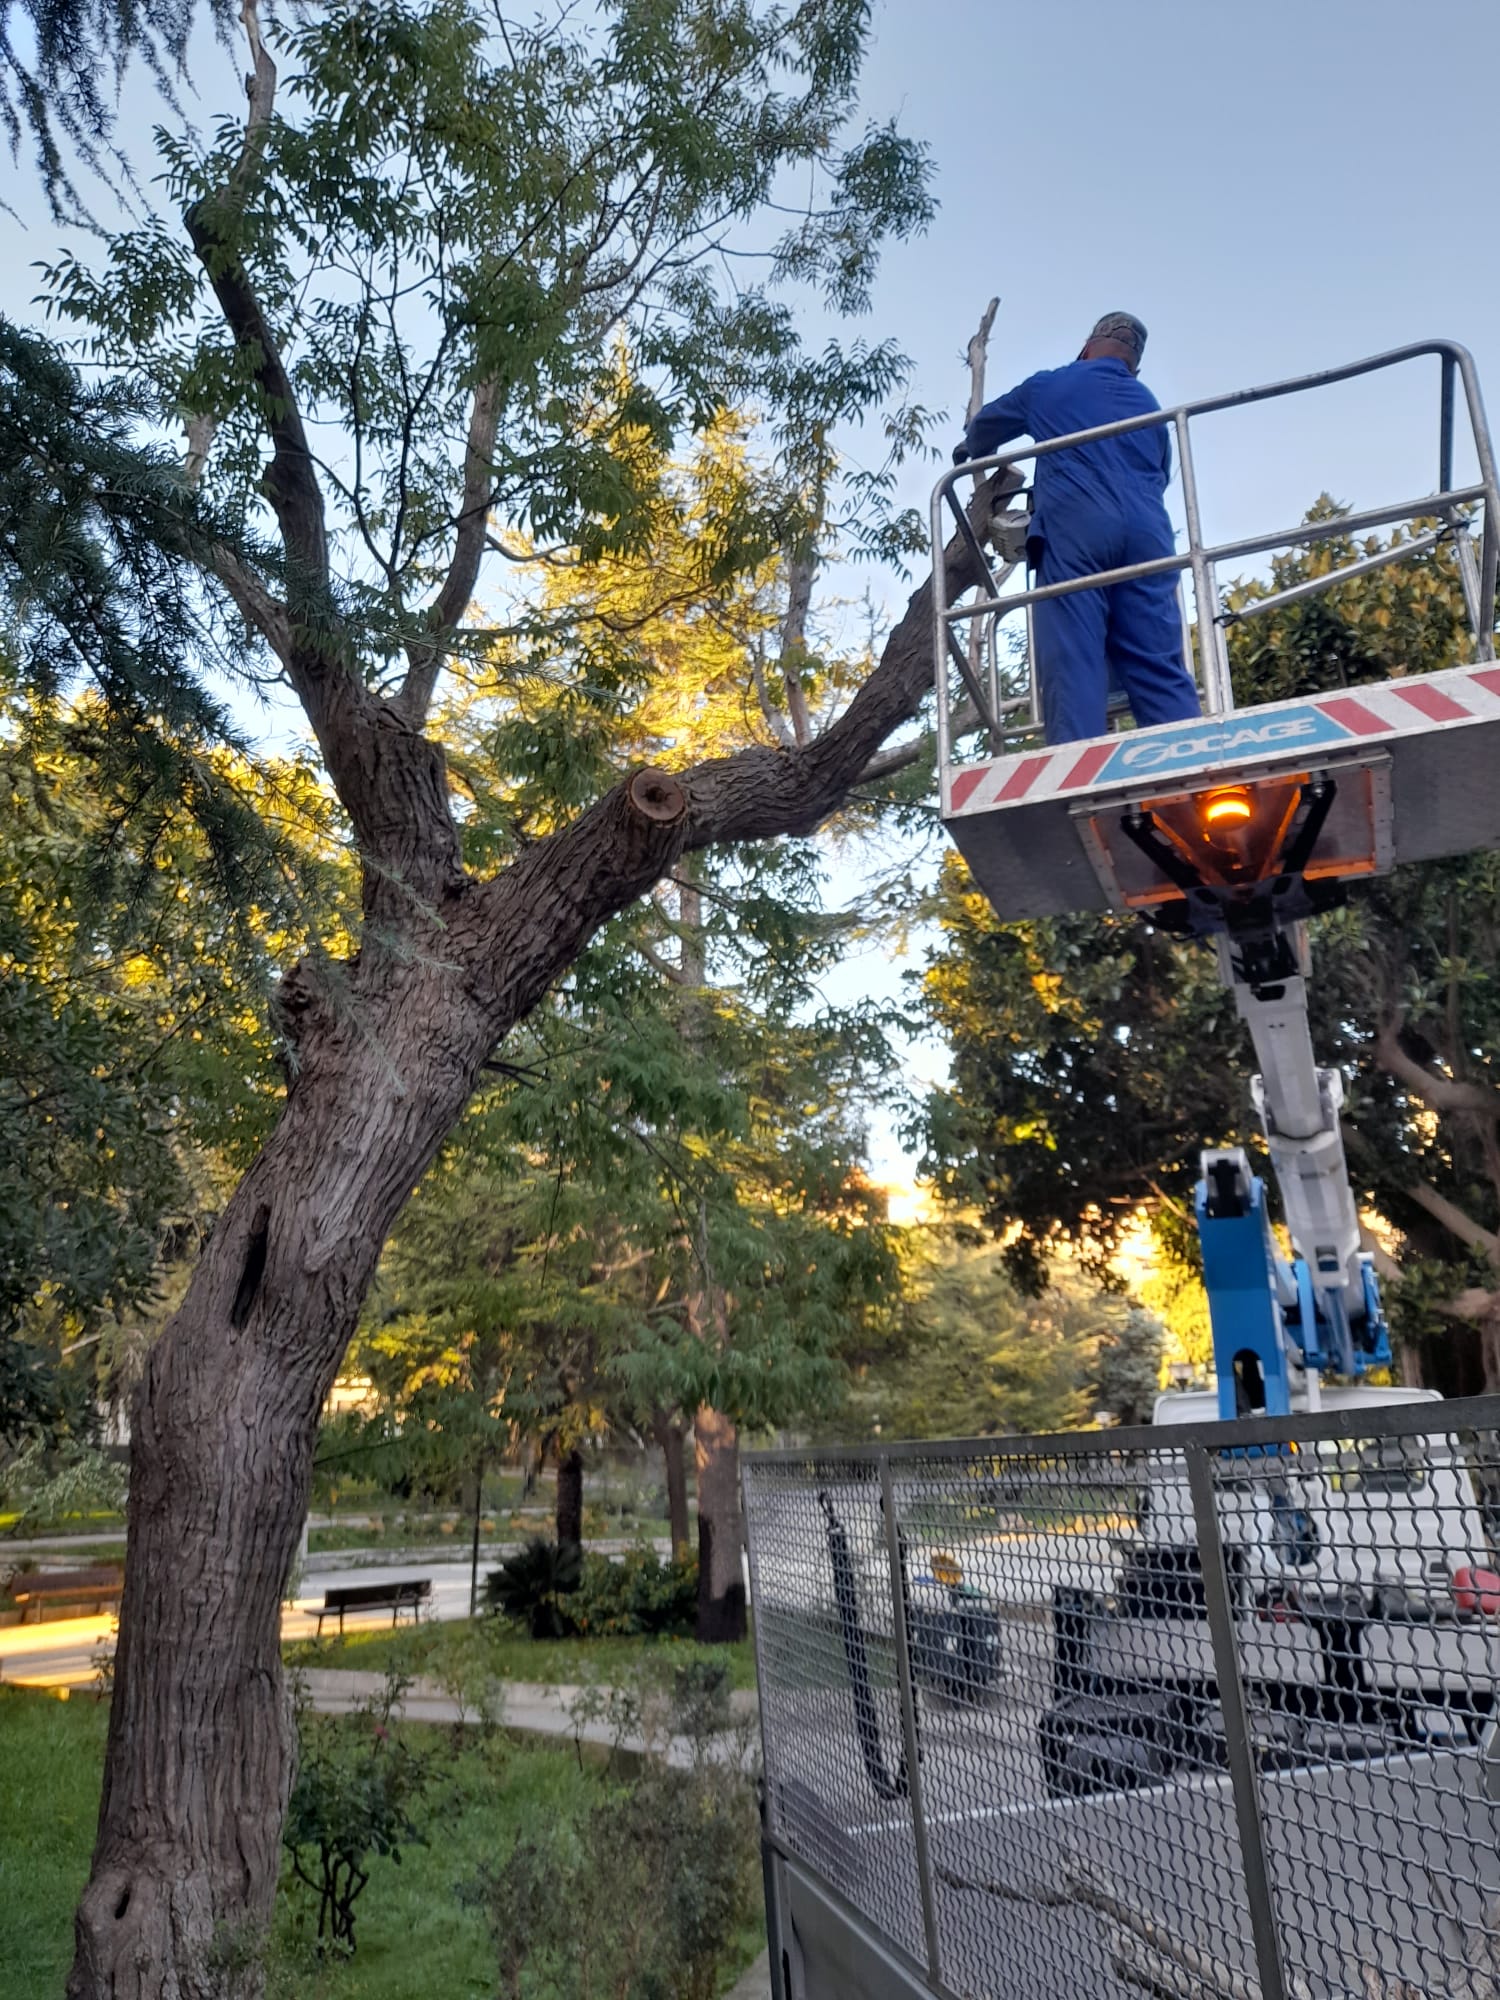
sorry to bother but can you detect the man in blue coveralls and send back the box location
[955,312,1201,745]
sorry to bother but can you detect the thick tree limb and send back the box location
[184,0,330,604]
[1402,1180,1500,1263]
[185,222,330,598]
[1359,1223,1402,1288]
[1433,1286,1500,1326]
[633,938,690,986]
[855,697,982,787]
[464,491,995,1030]
[203,540,293,662]
[1374,1018,1500,1121]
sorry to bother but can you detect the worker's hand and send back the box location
[952,442,971,466]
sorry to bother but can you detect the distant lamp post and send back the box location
[1168,1362,1193,1391]
[1094,1409,1116,1429]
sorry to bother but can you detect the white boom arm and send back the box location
[1224,930,1365,1320]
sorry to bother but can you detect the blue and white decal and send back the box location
[1097,705,1353,783]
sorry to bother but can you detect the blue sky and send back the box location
[7,0,1499,1189]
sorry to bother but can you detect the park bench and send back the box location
[313,1578,430,1636]
[7,1565,124,1622]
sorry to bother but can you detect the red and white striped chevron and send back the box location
[943,664,1500,818]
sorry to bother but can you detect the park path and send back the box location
[294,1667,759,1763]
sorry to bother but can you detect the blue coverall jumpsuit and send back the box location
[964,358,1201,745]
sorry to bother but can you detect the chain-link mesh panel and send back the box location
[1206,1418,1500,1999]
[749,1403,1500,2000]
[885,1443,1261,2000]
[743,1459,928,1970]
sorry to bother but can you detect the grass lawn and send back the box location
[0,1686,763,2000]
[284,1616,759,1692]
[0,1688,111,1998]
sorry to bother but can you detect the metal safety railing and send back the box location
[746,1393,1500,2000]
[931,340,1500,770]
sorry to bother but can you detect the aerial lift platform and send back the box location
[742,341,1500,2000]
[934,340,1499,924]
[931,338,1500,1422]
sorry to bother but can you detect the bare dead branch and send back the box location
[750,642,795,748]
[183,411,217,489]
[779,549,816,748]
[965,295,1000,426]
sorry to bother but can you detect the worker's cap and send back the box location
[1087,312,1148,365]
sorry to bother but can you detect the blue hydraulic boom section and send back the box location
[1197,1147,1392,1421]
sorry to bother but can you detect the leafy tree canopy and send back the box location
[0,685,348,1435]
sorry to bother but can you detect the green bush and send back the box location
[484,1537,583,1639]
[283,1670,435,1955]
[568,1550,697,1639]
[470,1673,757,2000]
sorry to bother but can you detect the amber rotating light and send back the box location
[1200,787,1253,831]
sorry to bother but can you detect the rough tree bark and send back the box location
[693,1405,746,1643]
[555,1446,584,1554]
[63,44,1001,1969]
[652,1410,691,1556]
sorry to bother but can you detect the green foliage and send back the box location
[568,1550,699,1640]
[282,1670,435,1956]
[357,819,909,1470]
[0,0,228,216]
[485,1538,583,1641]
[283,1616,758,1694]
[4,1685,721,2000]
[839,1226,1118,1440]
[0,688,346,1433]
[41,0,933,685]
[470,1676,758,2000]
[1092,1306,1165,1427]
[1,1435,127,1531]
[918,871,1239,1291]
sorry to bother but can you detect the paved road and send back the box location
[0,1556,497,1689]
[1,1537,693,1688]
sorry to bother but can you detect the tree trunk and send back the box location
[555,1445,584,1553]
[1484,1320,1500,1397]
[468,1448,487,1618]
[694,1406,745,1643]
[653,1410,691,1557]
[68,962,490,2000]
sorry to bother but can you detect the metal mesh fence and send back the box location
[744,1398,1500,2000]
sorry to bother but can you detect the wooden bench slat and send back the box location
[6,1566,124,1622]
[312,1577,431,1636]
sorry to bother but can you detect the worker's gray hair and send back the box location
[1089,312,1148,364]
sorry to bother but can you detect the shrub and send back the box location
[283,1670,434,1955]
[568,1550,698,1639]
[471,1675,758,2000]
[483,1536,582,1638]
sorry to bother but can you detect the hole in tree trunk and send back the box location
[114,1885,131,1920]
[230,1206,271,1329]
